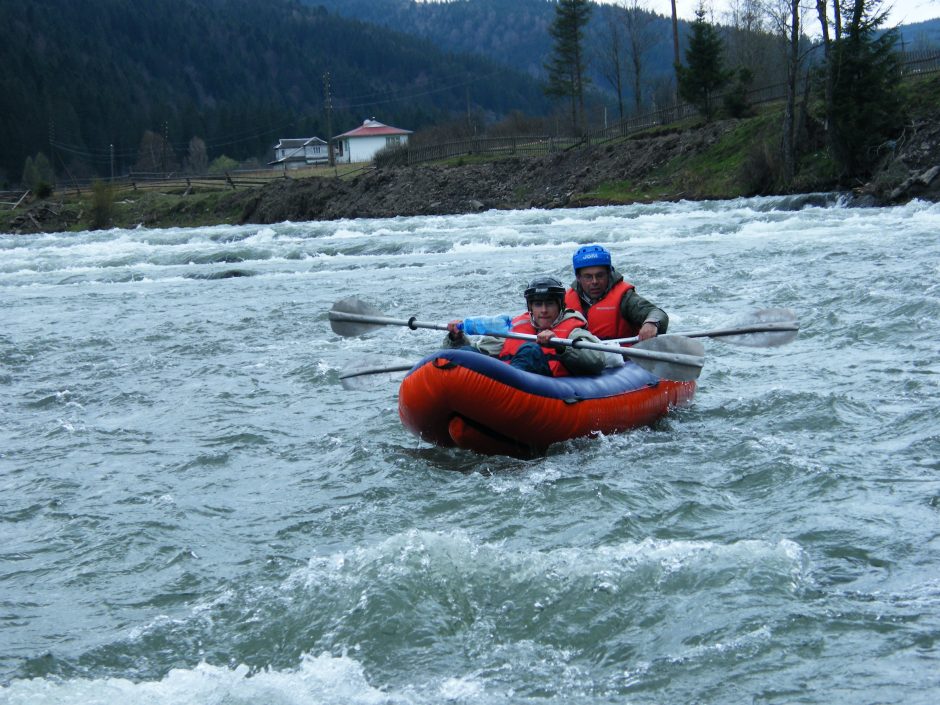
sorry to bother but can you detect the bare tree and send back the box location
[185,137,208,175]
[782,0,801,181]
[761,0,812,183]
[725,0,768,70]
[596,6,627,122]
[622,0,656,113]
[134,130,179,174]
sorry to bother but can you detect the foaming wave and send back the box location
[288,529,809,601]
[0,652,392,705]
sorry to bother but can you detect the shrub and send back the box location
[723,68,755,119]
[208,155,239,175]
[90,180,114,230]
[740,141,779,195]
[374,143,408,168]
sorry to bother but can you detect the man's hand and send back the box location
[637,322,658,341]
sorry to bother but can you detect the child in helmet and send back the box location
[445,275,605,377]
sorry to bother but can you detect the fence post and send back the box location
[12,190,30,210]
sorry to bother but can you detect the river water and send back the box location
[1,196,939,704]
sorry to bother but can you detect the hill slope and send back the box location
[306,0,685,91]
[0,0,551,183]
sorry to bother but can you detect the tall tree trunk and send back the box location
[816,0,833,136]
[670,0,680,110]
[631,47,643,114]
[570,69,578,135]
[575,48,585,134]
[781,0,800,183]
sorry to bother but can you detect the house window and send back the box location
[385,135,401,147]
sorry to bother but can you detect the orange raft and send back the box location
[398,349,696,458]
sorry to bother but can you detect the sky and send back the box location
[595,0,940,27]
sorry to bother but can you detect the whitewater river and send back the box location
[1,196,938,704]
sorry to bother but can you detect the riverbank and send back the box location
[5,74,939,235]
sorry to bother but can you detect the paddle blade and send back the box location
[329,296,385,336]
[632,335,705,382]
[721,308,800,347]
[339,362,414,390]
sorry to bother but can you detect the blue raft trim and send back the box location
[405,349,660,401]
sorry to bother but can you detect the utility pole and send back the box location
[323,71,335,167]
[162,121,168,176]
[466,86,472,132]
[110,143,114,182]
[49,119,57,188]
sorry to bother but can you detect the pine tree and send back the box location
[676,6,730,122]
[827,0,903,178]
[544,0,592,134]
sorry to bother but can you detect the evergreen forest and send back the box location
[0,0,552,184]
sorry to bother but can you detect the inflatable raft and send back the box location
[398,349,696,458]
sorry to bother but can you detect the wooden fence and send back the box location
[49,161,378,198]
[902,48,940,75]
[127,171,274,192]
[0,190,31,211]
[397,135,583,166]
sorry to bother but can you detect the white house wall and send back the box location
[343,135,408,163]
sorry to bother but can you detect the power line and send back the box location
[33,62,526,168]
[332,67,508,109]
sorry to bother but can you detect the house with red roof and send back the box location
[333,118,412,164]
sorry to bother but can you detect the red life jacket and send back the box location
[498,313,585,377]
[564,280,637,340]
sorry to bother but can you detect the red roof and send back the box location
[336,118,412,139]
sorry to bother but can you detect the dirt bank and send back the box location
[235,112,939,224]
[237,121,746,224]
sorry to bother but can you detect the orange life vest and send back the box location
[498,313,585,377]
[564,280,637,340]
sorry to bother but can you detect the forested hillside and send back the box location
[895,17,940,49]
[306,0,796,123]
[308,0,683,95]
[0,0,552,184]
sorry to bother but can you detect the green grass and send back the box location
[580,115,780,203]
[580,103,845,203]
[1,188,248,233]
[107,190,247,229]
[898,72,940,118]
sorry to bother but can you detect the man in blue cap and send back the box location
[564,245,668,341]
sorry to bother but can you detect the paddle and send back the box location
[609,308,800,347]
[338,362,415,390]
[329,296,705,382]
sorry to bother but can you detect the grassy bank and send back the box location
[579,70,939,204]
[581,110,833,204]
[0,162,373,234]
